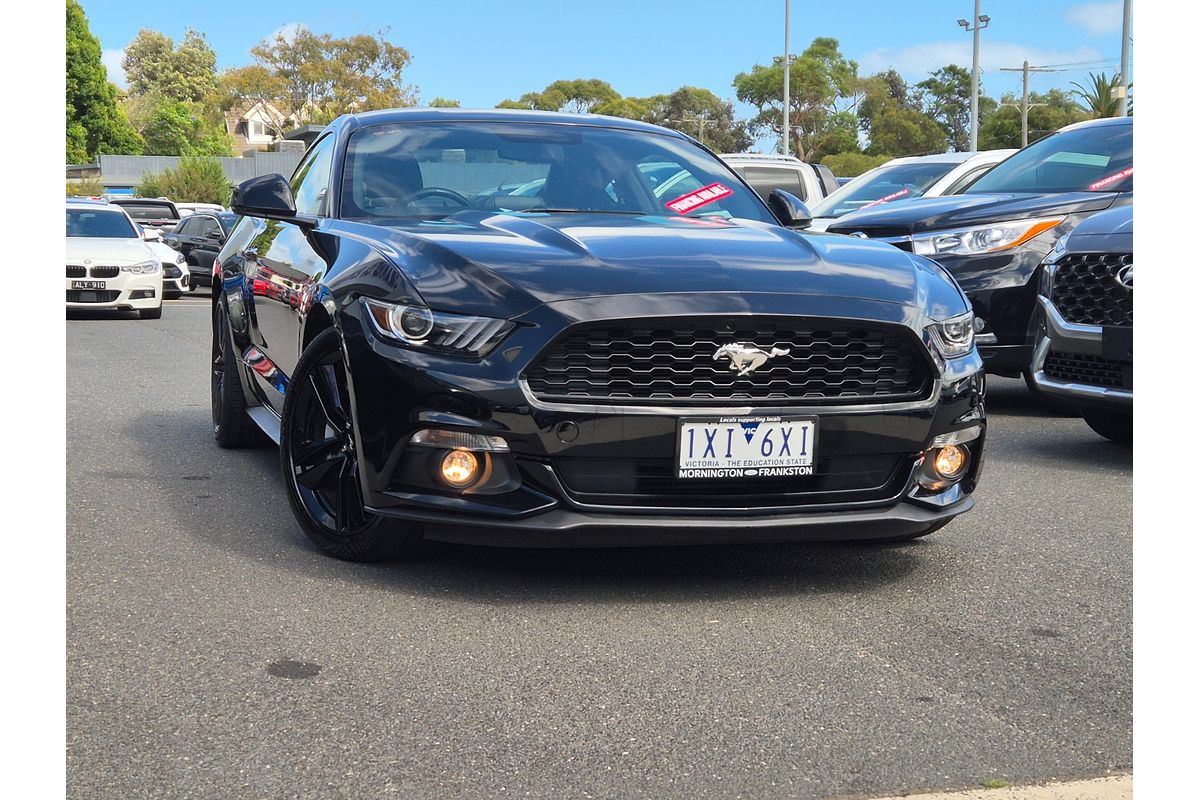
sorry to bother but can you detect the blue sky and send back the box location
[81,0,1130,117]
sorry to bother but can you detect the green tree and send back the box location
[66,0,142,161]
[136,157,230,204]
[821,152,892,178]
[1071,71,1126,118]
[122,28,219,103]
[223,26,417,123]
[917,65,977,152]
[498,79,620,113]
[427,97,460,108]
[979,88,1088,149]
[732,37,859,160]
[135,98,232,156]
[593,86,753,152]
[867,108,947,156]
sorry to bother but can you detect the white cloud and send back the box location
[270,22,306,43]
[858,40,1105,84]
[1066,2,1125,36]
[102,48,126,89]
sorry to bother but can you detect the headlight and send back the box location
[174,253,187,266]
[120,260,160,274]
[364,299,515,357]
[911,217,1063,257]
[927,312,975,358]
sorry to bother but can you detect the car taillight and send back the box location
[213,258,220,278]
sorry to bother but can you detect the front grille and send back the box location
[1043,350,1130,390]
[66,265,86,278]
[525,317,932,406]
[1050,252,1132,326]
[542,453,910,508]
[90,266,121,279]
[66,290,121,304]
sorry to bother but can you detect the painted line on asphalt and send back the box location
[869,774,1131,800]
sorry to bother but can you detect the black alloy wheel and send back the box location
[280,329,423,561]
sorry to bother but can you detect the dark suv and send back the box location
[163,212,238,290]
[1030,204,1132,442]
[828,117,1132,382]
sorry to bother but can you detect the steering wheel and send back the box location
[407,188,471,207]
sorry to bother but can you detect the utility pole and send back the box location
[665,116,710,146]
[958,3,991,151]
[1118,0,1131,116]
[1000,60,1054,146]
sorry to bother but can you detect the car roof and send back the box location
[1057,115,1132,134]
[881,149,1015,168]
[327,107,694,141]
[66,199,125,211]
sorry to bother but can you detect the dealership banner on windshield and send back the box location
[677,416,817,479]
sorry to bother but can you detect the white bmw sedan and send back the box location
[66,200,164,319]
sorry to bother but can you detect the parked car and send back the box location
[145,239,190,298]
[108,197,182,235]
[827,117,1131,381]
[807,149,1015,232]
[1029,204,1132,443]
[163,211,239,290]
[721,153,839,205]
[176,202,226,217]
[66,200,163,319]
[211,109,985,561]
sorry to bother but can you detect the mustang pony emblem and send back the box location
[713,342,791,376]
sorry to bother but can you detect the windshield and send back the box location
[217,213,239,234]
[339,121,775,224]
[116,202,179,221]
[66,208,138,239]
[810,161,961,218]
[966,122,1132,194]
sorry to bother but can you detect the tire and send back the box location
[280,328,424,562]
[861,518,953,545]
[188,280,198,293]
[1082,406,1133,444]
[164,290,181,300]
[211,297,266,448]
[139,305,163,320]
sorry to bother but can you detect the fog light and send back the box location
[933,445,968,480]
[439,449,480,488]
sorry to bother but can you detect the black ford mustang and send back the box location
[212,109,985,561]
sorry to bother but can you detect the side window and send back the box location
[174,218,194,236]
[290,136,336,216]
[944,165,993,196]
[198,217,220,238]
[740,166,807,202]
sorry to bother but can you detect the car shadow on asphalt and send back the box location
[122,411,939,605]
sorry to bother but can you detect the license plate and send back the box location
[678,416,817,479]
[72,280,106,290]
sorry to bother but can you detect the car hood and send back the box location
[346,211,967,319]
[826,192,1122,235]
[65,237,156,265]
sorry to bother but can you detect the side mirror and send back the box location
[768,189,813,230]
[144,228,163,242]
[231,174,301,223]
[207,229,224,240]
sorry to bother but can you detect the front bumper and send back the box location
[1031,296,1132,408]
[65,273,161,310]
[340,294,987,545]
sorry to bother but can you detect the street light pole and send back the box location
[1118,0,1131,116]
[782,0,790,155]
[958,3,991,151]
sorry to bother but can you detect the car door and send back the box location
[243,135,337,414]
[163,216,193,255]
[189,215,224,272]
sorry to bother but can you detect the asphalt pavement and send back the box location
[66,297,1132,800]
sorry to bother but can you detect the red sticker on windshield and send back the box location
[1088,166,1132,191]
[861,187,911,209]
[666,182,733,214]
